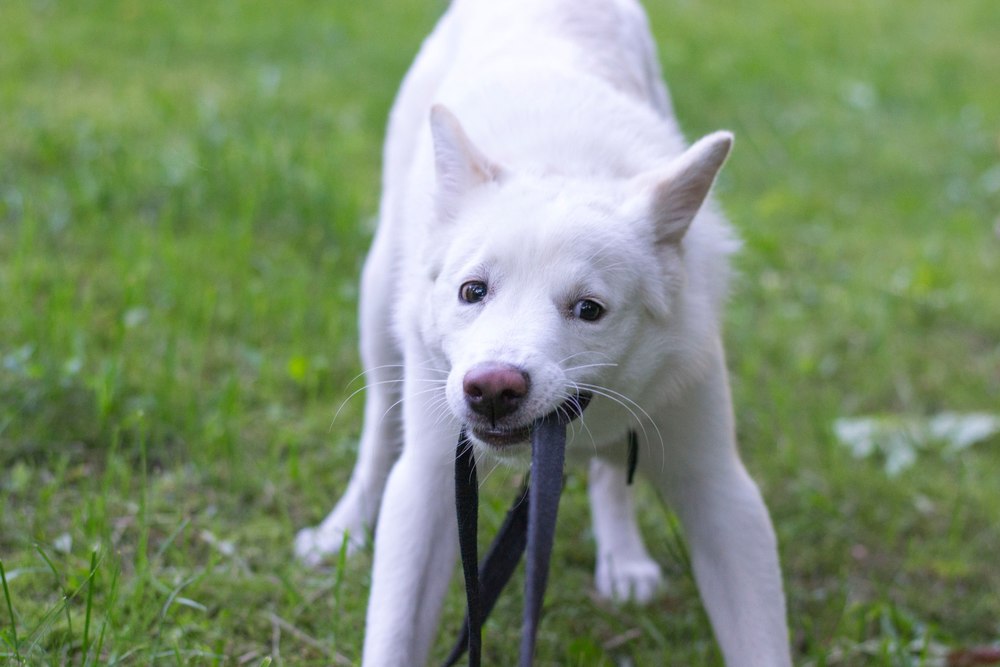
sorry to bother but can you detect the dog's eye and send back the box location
[574,299,604,322]
[460,281,488,304]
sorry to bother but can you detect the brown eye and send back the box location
[460,281,488,304]
[574,299,604,322]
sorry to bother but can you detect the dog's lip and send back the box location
[469,423,533,448]
[468,392,592,449]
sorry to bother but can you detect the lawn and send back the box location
[1,0,998,665]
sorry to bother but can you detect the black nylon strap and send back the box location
[448,425,566,667]
[442,479,529,667]
[519,414,567,665]
[449,395,590,666]
[453,430,482,667]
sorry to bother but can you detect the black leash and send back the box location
[448,406,637,666]
[519,413,566,664]
[444,467,529,667]
[452,430,483,667]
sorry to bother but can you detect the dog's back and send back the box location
[382,0,675,228]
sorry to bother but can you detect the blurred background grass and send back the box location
[1,0,998,664]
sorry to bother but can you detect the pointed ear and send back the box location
[430,104,504,222]
[640,131,733,245]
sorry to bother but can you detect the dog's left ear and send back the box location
[430,104,505,222]
[637,131,733,245]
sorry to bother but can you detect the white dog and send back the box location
[296,0,792,664]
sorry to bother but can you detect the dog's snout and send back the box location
[463,363,529,423]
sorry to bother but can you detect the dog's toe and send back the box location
[293,527,326,567]
[595,554,664,604]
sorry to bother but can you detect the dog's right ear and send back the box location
[430,104,505,222]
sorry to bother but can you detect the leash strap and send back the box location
[519,414,567,664]
[443,477,530,667]
[453,430,482,667]
[447,424,566,667]
[447,397,602,665]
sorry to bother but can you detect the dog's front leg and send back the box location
[646,340,791,667]
[588,457,663,603]
[362,366,459,667]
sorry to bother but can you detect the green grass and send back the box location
[1,0,998,664]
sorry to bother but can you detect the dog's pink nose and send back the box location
[463,363,529,423]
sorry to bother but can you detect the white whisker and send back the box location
[477,455,509,489]
[343,364,404,388]
[371,384,448,432]
[557,350,614,366]
[560,384,599,453]
[574,381,665,456]
[563,361,619,374]
[332,374,448,425]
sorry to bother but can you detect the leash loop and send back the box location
[448,397,605,665]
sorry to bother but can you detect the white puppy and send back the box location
[296,0,792,664]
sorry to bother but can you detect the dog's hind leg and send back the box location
[588,456,664,603]
[295,226,405,565]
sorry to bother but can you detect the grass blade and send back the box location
[33,544,73,640]
[86,558,119,667]
[0,559,22,663]
[333,530,350,609]
[83,549,99,661]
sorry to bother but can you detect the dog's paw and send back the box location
[595,553,664,604]
[294,523,366,567]
[293,526,328,567]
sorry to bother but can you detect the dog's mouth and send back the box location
[468,392,592,449]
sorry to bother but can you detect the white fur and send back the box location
[295,0,791,664]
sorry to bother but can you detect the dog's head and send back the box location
[420,105,732,452]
